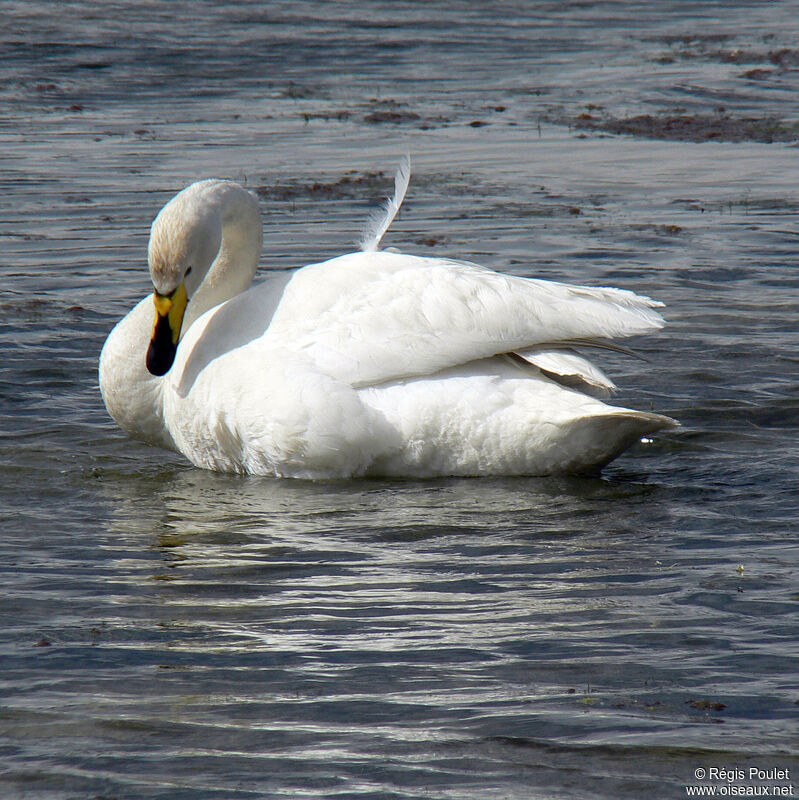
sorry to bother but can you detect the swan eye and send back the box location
[185,266,193,277]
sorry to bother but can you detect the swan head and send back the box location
[145,185,223,376]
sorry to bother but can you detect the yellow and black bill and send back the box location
[145,281,188,376]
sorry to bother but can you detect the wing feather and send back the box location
[262,250,665,388]
[515,348,617,395]
[358,155,411,252]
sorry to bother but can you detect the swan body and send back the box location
[100,165,676,478]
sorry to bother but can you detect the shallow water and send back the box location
[1,2,798,798]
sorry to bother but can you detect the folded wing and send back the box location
[260,250,664,388]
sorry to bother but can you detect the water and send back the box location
[2,2,798,798]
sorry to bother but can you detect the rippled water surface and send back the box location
[2,2,798,798]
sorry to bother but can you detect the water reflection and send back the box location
[95,467,674,667]
[5,1,799,796]
[101,465,664,545]
[78,463,799,800]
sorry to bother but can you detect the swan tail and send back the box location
[359,155,411,252]
[557,410,679,475]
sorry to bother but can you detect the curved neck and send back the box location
[184,181,263,331]
[100,180,264,449]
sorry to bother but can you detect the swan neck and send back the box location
[185,182,263,329]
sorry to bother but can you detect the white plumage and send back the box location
[99,162,676,478]
[359,154,411,252]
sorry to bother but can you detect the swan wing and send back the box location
[508,348,617,396]
[262,250,665,387]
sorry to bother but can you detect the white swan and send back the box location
[99,160,676,479]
